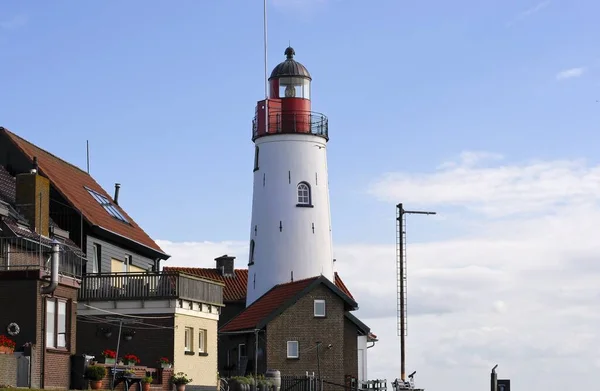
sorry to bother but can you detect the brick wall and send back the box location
[41,282,79,389]
[0,354,17,386]
[76,315,175,369]
[343,318,358,380]
[0,275,79,389]
[265,284,347,386]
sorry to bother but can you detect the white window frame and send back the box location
[297,182,311,205]
[238,343,247,362]
[199,329,206,353]
[287,341,299,359]
[91,243,100,274]
[46,298,68,349]
[184,327,193,352]
[314,299,326,317]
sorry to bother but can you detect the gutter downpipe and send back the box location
[41,241,60,294]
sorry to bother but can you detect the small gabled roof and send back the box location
[1,127,168,259]
[219,275,358,333]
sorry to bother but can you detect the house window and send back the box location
[184,327,193,352]
[238,343,247,362]
[91,243,101,273]
[248,240,255,266]
[85,187,129,223]
[199,329,207,353]
[46,298,68,349]
[314,299,326,317]
[254,146,260,171]
[287,341,299,359]
[297,182,312,206]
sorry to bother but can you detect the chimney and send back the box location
[215,254,235,277]
[114,183,121,205]
[15,158,50,237]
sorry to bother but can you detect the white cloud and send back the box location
[368,151,600,218]
[556,67,586,80]
[158,151,600,390]
[507,1,550,27]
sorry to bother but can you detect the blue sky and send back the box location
[2,0,597,245]
[3,2,600,389]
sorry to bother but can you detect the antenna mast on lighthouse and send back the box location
[263,0,269,131]
[394,203,435,391]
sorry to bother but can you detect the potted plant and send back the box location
[123,353,140,366]
[159,356,172,369]
[142,376,153,391]
[85,365,107,390]
[171,372,193,391]
[0,335,16,355]
[102,349,117,364]
[120,369,135,378]
[230,376,249,391]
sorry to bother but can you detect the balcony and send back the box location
[79,272,224,306]
[0,236,84,279]
[252,111,328,141]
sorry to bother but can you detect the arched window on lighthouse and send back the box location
[297,182,312,207]
[248,240,255,266]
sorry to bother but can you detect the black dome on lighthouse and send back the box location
[269,47,312,81]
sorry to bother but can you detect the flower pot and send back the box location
[161,363,172,369]
[104,358,116,365]
[0,346,14,354]
[143,383,151,391]
[176,385,186,391]
[90,380,103,390]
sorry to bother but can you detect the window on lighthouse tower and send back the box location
[248,240,255,266]
[297,182,312,207]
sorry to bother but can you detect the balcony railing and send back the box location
[0,236,84,279]
[79,272,224,306]
[252,111,328,141]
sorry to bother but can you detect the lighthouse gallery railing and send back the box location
[252,111,328,141]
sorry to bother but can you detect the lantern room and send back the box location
[252,47,328,141]
[269,47,311,100]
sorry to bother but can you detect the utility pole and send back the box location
[396,203,435,386]
[255,329,260,391]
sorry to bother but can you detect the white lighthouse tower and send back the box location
[246,47,335,306]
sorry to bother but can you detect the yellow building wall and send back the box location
[174,311,219,386]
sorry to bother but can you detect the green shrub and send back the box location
[85,365,107,381]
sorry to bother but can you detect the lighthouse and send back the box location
[246,47,335,306]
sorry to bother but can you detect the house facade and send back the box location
[166,256,378,387]
[0,127,223,389]
[76,270,224,390]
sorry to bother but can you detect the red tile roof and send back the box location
[163,267,248,302]
[220,277,318,332]
[163,266,353,303]
[1,128,166,256]
[334,272,354,300]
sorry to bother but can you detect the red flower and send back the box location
[0,335,16,349]
[102,349,117,358]
[159,357,170,364]
[123,354,140,364]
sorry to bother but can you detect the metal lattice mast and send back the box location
[396,203,436,383]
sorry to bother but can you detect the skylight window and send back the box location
[85,187,129,223]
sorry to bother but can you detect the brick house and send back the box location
[0,127,223,389]
[166,256,378,387]
[0,139,85,388]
